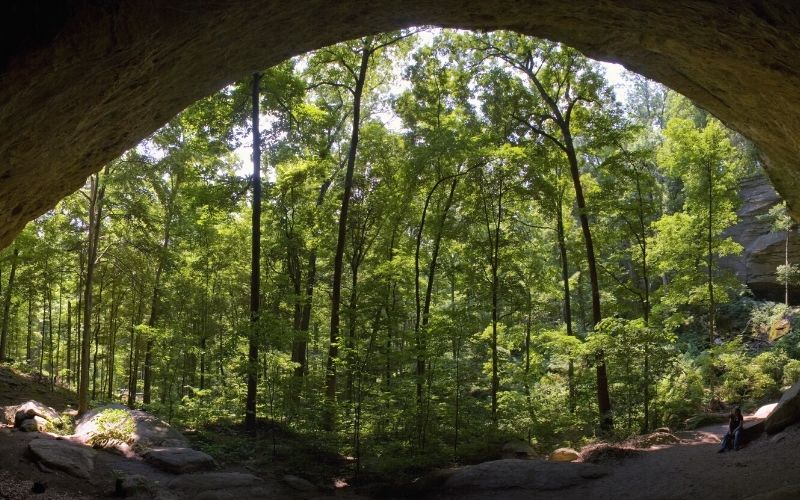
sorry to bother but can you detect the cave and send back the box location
[1,1,799,249]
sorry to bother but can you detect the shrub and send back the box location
[782,359,800,388]
[654,355,704,429]
[87,409,135,449]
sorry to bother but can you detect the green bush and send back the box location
[654,355,704,429]
[87,409,135,449]
[782,359,800,388]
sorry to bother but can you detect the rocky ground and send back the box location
[2,365,800,499]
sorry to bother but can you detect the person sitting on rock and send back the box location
[718,407,744,453]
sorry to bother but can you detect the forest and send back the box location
[1,29,798,477]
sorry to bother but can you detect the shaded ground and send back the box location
[0,367,76,410]
[442,420,800,500]
[3,365,799,499]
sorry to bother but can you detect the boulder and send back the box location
[443,459,608,492]
[13,401,59,429]
[28,438,96,479]
[549,448,579,462]
[1,405,16,425]
[755,403,778,419]
[144,447,215,474]
[282,474,316,492]
[19,416,48,432]
[74,404,187,452]
[502,441,536,458]
[741,418,766,443]
[116,474,153,497]
[167,472,262,492]
[765,378,800,434]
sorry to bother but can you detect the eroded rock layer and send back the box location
[721,174,800,303]
[1,1,799,247]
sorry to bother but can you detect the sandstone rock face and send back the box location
[1,2,800,249]
[765,378,800,434]
[720,174,800,302]
[28,438,97,479]
[443,459,608,491]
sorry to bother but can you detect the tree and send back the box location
[473,32,616,430]
[656,117,742,344]
[0,247,19,361]
[766,201,798,306]
[245,72,262,431]
[78,168,107,415]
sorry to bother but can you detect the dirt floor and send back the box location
[444,421,800,500]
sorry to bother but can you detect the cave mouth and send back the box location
[1,1,799,250]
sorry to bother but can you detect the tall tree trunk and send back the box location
[414,175,453,423]
[326,44,370,410]
[47,284,53,389]
[786,228,790,306]
[26,293,32,364]
[245,72,262,431]
[706,161,715,346]
[633,167,652,432]
[489,178,502,428]
[65,301,72,389]
[75,251,84,389]
[39,297,45,374]
[522,64,613,430]
[107,283,119,399]
[0,247,19,360]
[79,170,106,415]
[417,176,459,446]
[556,193,576,412]
[292,178,332,379]
[563,136,612,431]
[54,281,63,387]
[143,170,179,405]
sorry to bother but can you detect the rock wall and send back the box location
[720,174,800,303]
[1,1,800,248]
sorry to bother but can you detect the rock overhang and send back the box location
[1,1,799,247]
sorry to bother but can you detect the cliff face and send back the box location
[720,174,800,303]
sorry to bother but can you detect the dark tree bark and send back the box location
[488,177,503,428]
[414,175,459,446]
[0,247,19,360]
[513,61,613,431]
[554,192,577,412]
[26,292,32,364]
[292,178,332,379]
[326,43,370,408]
[706,160,715,346]
[79,169,106,415]
[245,72,262,431]
[65,301,71,388]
